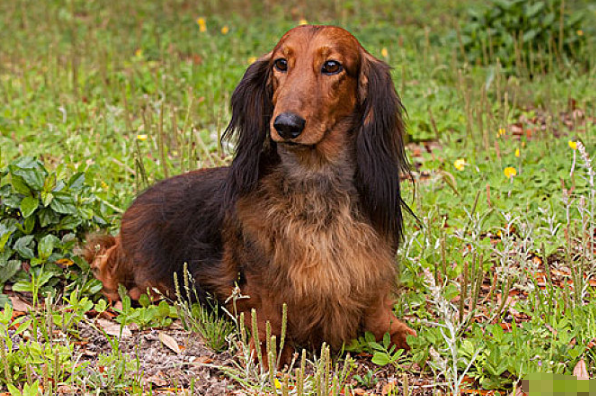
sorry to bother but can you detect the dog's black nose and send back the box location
[273,113,306,139]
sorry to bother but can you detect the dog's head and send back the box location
[223,25,408,244]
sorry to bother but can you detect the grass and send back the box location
[1,0,596,394]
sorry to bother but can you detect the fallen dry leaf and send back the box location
[96,318,132,338]
[190,355,214,366]
[56,258,74,267]
[159,331,182,354]
[56,385,77,394]
[9,296,31,312]
[145,370,169,387]
[552,269,570,277]
[573,358,589,380]
[382,381,397,395]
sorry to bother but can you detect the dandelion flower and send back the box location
[221,25,229,35]
[454,158,466,171]
[247,56,257,65]
[504,167,517,179]
[134,49,143,58]
[568,141,577,150]
[137,134,148,141]
[577,30,583,36]
[299,19,308,25]
[381,47,388,58]
[197,17,207,32]
[100,181,108,190]
[515,148,520,157]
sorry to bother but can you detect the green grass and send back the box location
[1,0,596,394]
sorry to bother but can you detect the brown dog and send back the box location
[85,25,415,360]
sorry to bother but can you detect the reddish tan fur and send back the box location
[86,25,415,364]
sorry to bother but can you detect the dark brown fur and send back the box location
[85,25,415,361]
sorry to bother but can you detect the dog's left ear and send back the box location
[356,51,409,249]
[222,53,276,205]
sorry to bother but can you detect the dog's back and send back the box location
[86,167,228,301]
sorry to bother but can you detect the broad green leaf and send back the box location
[10,159,46,190]
[20,196,39,218]
[0,294,9,309]
[0,260,21,283]
[68,172,86,191]
[41,191,54,207]
[50,194,77,214]
[525,2,544,18]
[0,224,13,251]
[11,175,31,196]
[522,29,538,43]
[38,208,59,227]
[14,235,35,259]
[12,280,33,293]
[56,215,82,230]
[22,215,35,235]
[38,234,59,260]
[371,352,391,366]
[43,172,57,192]
[2,194,21,209]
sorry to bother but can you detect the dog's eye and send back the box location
[274,59,288,72]
[322,60,342,75]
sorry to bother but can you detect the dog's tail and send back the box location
[83,234,128,301]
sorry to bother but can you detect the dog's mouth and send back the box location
[278,141,316,151]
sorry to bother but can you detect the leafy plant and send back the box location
[353,368,380,389]
[7,380,41,396]
[345,331,406,370]
[114,291,177,330]
[0,157,112,303]
[173,269,235,353]
[459,0,587,71]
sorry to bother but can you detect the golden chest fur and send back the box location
[235,171,396,347]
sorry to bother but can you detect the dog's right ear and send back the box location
[222,53,275,204]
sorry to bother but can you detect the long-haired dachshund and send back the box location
[85,25,416,360]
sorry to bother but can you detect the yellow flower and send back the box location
[137,134,148,141]
[274,378,282,389]
[504,167,517,179]
[299,19,308,25]
[221,25,229,35]
[247,56,257,65]
[577,30,584,36]
[515,148,520,157]
[568,140,577,150]
[454,158,466,171]
[100,181,108,190]
[381,47,388,58]
[134,49,143,58]
[197,17,206,32]
[497,128,506,137]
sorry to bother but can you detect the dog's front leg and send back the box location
[363,297,416,351]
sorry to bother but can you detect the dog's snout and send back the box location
[273,113,306,139]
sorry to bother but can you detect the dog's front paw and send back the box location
[390,324,417,351]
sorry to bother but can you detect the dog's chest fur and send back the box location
[235,167,396,347]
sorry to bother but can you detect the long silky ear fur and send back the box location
[356,52,409,250]
[222,55,277,205]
